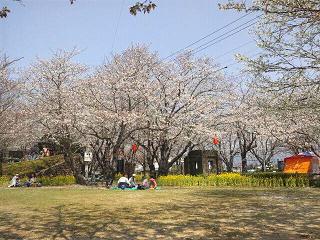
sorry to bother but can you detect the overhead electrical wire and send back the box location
[108,9,261,78]
[162,14,262,74]
[150,13,262,76]
[191,15,262,55]
[214,40,254,60]
[221,51,262,71]
[162,12,253,61]
[111,0,126,52]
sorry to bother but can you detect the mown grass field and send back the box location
[0,187,319,240]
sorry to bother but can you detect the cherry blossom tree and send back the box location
[217,128,239,172]
[220,0,320,156]
[75,45,157,182]
[250,136,280,171]
[75,45,233,177]
[23,49,88,183]
[133,52,233,176]
[0,54,23,175]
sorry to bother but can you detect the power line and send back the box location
[162,12,252,61]
[156,36,259,78]
[221,51,262,71]
[129,14,261,77]
[192,21,257,55]
[191,15,262,55]
[111,0,126,52]
[214,40,254,60]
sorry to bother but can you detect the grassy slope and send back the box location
[0,187,319,239]
[2,155,64,176]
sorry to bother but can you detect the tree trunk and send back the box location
[215,157,220,174]
[63,148,86,185]
[226,161,233,172]
[158,164,169,176]
[101,167,114,188]
[74,172,86,185]
[261,161,266,172]
[147,159,156,178]
[241,154,247,172]
[146,149,156,178]
[142,162,146,177]
[0,149,3,176]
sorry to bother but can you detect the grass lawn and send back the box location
[0,187,319,240]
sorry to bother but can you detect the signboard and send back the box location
[84,151,93,162]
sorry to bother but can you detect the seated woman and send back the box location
[137,176,149,190]
[128,174,137,188]
[149,177,157,189]
[142,177,149,188]
[25,173,41,187]
[8,174,20,187]
[24,177,31,187]
[117,175,130,189]
[30,174,36,185]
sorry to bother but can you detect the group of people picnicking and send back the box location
[117,174,158,190]
[8,173,41,188]
[7,172,157,190]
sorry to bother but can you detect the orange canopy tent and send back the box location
[283,154,320,174]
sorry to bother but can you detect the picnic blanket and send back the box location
[111,186,161,190]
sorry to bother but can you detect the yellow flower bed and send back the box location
[157,173,310,188]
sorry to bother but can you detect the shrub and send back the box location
[114,173,123,182]
[0,175,75,186]
[157,173,315,188]
[244,172,310,188]
[3,155,64,177]
[310,178,320,188]
[135,174,143,182]
[38,175,76,186]
[0,176,10,186]
[114,173,144,182]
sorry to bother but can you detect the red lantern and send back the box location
[132,144,138,153]
[213,136,219,145]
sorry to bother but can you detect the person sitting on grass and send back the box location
[149,177,157,189]
[117,174,130,189]
[142,177,149,188]
[8,174,20,187]
[30,173,37,185]
[128,174,137,188]
[137,176,149,190]
[24,175,32,187]
[24,173,41,187]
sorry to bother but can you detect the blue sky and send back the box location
[0,0,259,74]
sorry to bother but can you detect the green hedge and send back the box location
[2,155,64,176]
[0,176,10,187]
[243,172,311,187]
[38,176,76,186]
[0,175,75,186]
[242,172,308,179]
[157,173,315,188]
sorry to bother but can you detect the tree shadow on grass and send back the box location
[0,188,319,239]
[186,188,320,239]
